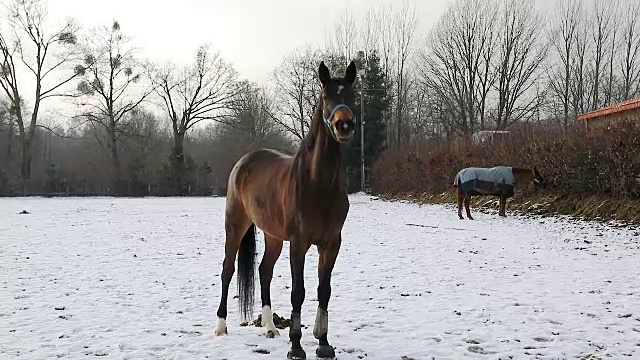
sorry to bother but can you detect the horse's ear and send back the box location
[318,61,331,86]
[344,60,357,85]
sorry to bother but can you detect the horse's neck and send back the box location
[512,167,533,183]
[294,105,343,192]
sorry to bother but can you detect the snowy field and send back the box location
[1,195,640,359]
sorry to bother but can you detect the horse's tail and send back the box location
[453,174,461,189]
[237,223,256,321]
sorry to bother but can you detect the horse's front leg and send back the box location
[464,194,474,220]
[314,238,341,358]
[499,195,507,217]
[288,238,310,359]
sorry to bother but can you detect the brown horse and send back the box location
[214,60,358,359]
[453,166,545,220]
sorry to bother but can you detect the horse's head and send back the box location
[318,60,357,144]
[532,167,545,189]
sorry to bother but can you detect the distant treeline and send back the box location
[1,0,639,196]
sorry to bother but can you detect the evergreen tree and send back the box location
[344,50,390,192]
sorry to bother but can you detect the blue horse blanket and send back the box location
[454,166,515,197]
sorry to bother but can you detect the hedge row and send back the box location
[371,121,640,199]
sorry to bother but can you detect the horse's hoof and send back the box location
[265,329,279,338]
[316,345,335,358]
[214,318,227,336]
[287,347,306,359]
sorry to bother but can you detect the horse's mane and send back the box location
[511,167,533,174]
[296,92,341,160]
[291,89,343,190]
[297,99,324,157]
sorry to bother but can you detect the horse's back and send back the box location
[234,148,291,167]
[228,149,291,187]
[456,166,514,183]
[455,166,515,196]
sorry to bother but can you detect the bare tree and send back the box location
[75,20,152,194]
[493,0,547,129]
[201,83,292,193]
[372,4,397,147]
[571,4,591,115]
[406,76,432,148]
[376,4,395,81]
[392,0,418,147]
[604,1,620,106]
[420,0,496,136]
[619,0,640,100]
[474,0,498,131]
[0,0,80,193]
[548,0,581,128]
[359,8,379,63]
[420,5,467,136]
[271,46,322,140]
[151,44,238,193]
[228,81,288,149]
[329,8,357,67]
[590,0,615,109]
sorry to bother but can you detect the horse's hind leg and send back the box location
[314,239,341,358]
[499,195,507,217]
[215,205,251,336]
[464,194,474,220]
[259,234,283,338]
[456,189,464,220]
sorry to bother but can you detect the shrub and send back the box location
[371,120,640,199]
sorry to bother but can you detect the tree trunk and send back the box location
[606,30,616,105]
[563,62,570,128]
[171,131,188,196]
[13,110,33,195]
[173,132,185,167]
[20,137,32,195]
[6,119,13,162]
[108,120,121,195]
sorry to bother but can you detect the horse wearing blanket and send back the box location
[453,166,545,219]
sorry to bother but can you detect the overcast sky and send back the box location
[2,0,556,119]
[45,0,450,83]
[45,0,554,83]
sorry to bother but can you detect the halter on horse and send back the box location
[214,60,358,360]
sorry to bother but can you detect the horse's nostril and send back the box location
[338,120,353,132]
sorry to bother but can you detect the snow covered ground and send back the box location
[1,195,639,359]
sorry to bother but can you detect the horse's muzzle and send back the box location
[335,119,354,142]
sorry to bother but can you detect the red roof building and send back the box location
[577,97,640,131]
